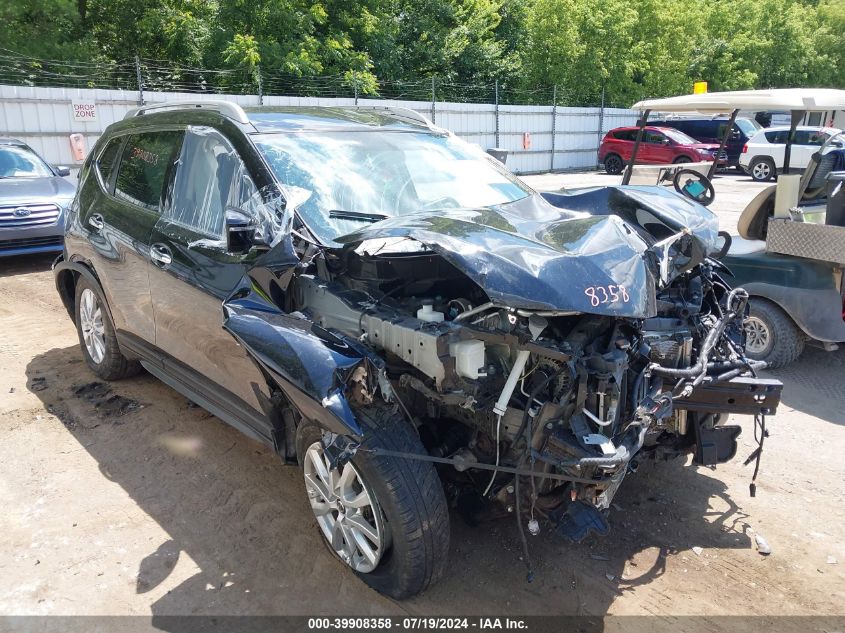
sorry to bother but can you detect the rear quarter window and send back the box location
[764,130,789,144]
[612,130,635,141]
[114,131,183,212]
[95,138,123,190]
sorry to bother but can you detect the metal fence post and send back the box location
[550,85,557,171]
[597,84,605,168]
[354,79,358,106]
[134,55,144,106]
[257,64,263,105]
[431,76,436,124]
[494,79,500,148]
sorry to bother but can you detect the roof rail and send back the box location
[125,100,250,124]
[350,105,445,132]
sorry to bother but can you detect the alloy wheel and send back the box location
[744,315,771,355]
[79,288,106,364]
[303,441,389,573]
[752,161,771,180]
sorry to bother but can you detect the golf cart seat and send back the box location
[737,185,776,239]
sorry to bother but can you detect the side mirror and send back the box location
[55,165,71,177]
[662,138,671,146]
[225,207,256,254]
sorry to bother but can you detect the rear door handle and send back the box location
[88,213,104,231]
[150,243,173,267]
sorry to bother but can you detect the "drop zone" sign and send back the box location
[71,100,97,122]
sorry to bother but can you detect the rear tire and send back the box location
[297,406,449,599]
[74,277,141,380]
[672,155,692,164]
[604,153,623,175]
[744,298,805,369]
[749,157,776,182]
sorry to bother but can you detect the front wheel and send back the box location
[672,155,692,164]
[297,406,449,599]
[744,298,805,368]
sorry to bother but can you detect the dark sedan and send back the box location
[0,138,75,257]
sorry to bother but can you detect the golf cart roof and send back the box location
[633,89,845,113]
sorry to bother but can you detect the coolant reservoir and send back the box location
[450,340,485,380]
[417,304,445,323]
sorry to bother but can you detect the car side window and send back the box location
[114,131,183,212]
[764,130,788,144]
[96,137,123,190]
[613,130,634,141]
[644,131,666,144]
[795,130,828,146]
[166,127,257,239]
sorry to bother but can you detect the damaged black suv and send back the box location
[54,102,782,598]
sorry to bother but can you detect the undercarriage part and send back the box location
[692,413,742,465]
[551,501,610,542]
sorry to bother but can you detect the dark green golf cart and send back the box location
[632,89,845,368]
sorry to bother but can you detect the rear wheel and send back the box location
[297,406,449,599]
[749,157,776,182]
[672,155,692,164]
[744,298,805,368]
[604,153,623,175]
[74,278,141,380]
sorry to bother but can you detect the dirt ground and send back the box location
[1,172,844,623]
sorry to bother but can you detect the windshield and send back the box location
[0,145,53,178]
[662,128,699,145]
[254,130,532,244]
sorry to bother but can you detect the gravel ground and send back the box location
[1,172,843,625]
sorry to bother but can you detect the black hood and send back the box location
[334,188,719,319]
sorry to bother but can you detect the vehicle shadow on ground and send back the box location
[766,346,845,426]
[26,345,754,622]
[0,252,56,278]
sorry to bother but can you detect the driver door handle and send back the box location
[150,243,173,267]
[88,213,104,231]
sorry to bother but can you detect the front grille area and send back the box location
[0,235,63,251]
[0,203,60,228]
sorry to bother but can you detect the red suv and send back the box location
[599,126,726,175]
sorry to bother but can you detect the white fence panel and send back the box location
[0,84,638,175]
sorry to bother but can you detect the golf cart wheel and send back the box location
[744,298,805,368]
[749,157,776,182]
[604,153,624,175]
[74,278,141,380]
[296,406,449,599]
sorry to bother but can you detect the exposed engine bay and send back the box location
[283,211,781,543]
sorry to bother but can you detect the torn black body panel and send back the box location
[222,283,381,439]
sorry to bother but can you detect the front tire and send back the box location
[672,155,692,164]
[74,277,141,380]
[297,406,449,599]
[749,157,776,182]
[744,298,805,368]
